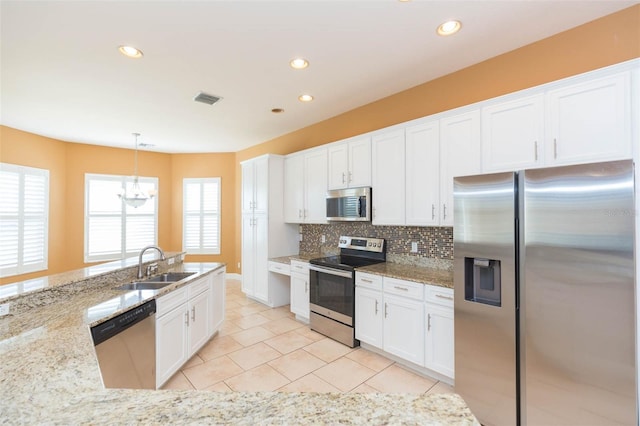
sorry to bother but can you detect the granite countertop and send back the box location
[268,254,453,289]
[0,260,477,425]
[357,262,454,289]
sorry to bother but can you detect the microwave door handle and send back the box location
[357,197,362,217]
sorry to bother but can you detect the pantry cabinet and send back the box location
[371,128,405,225]
[241,155,298,306]
[284,148,328,224]
[327,136,371,190]
[482,94,545,172]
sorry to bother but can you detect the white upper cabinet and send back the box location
[304,148,329,223]
[482,94,545,172]
[372,129,405,225]
[327,136,372,190]
[284,147,328,224]
[284,154,304,223]
[241,155,269,215]
[546,72,631,166]
[439,110,481,226]
[406,120,440,226]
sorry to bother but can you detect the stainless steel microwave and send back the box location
[326,187,371,221]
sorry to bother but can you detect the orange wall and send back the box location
[170,153,237,268]
[0,127,68,284]
[0,128,238,285]
[233,5,640,268]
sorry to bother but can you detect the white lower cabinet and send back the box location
[355,272,455,382]
[156,274,218,388]
[382,279,425,366]
[290,260,310,321]
[210,267,226,335]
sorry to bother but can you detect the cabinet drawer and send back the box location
[157,286,188,317]
[356,272,382,291]
[384,277,424,300]
[189,277,209,298]
[425,285,454,308]
[290,260,309,275]
[269,261,291,276]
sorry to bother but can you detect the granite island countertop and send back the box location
[0,260,476,425]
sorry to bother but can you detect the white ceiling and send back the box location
[1,0,637,153]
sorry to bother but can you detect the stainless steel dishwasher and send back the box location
[90,299,156,389]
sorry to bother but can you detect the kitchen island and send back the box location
[0,259,478,425]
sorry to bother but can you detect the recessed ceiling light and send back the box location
[437,20,462,36]
[118,45,143,58]
[289,58,309,69]
[298,94,314,102]
[271,108,285,114]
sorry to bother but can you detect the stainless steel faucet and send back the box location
[137,245,166,279]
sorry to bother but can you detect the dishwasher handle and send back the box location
[91,299,157,346]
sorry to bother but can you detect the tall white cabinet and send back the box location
[241,154,299,307]
[284,148,328,224]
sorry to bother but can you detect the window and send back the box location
[0,163,49,277]
[85,174,158,262]
[183,178,221,255]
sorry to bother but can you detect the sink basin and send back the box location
[114,272,196,291]
[114,282,175,291]
[142,272,196,283]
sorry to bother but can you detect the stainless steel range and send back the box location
[309,236,385,347]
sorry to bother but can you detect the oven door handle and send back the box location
[309,264,353,279]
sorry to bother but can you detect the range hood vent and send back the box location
[194,92,222,105]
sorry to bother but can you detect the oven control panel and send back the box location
[338,236,385,252]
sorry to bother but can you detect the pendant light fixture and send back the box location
[118,132,156,208]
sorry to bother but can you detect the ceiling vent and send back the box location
[194,92,222,106]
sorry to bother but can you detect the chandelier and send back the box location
[118,132,156,208]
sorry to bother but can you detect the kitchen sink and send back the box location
[114,272,196,291]
[114,282,175,291]
[142,272,196,283]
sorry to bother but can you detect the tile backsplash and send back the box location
[299,224,453,270]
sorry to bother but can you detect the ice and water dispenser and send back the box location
[464,258,501,307]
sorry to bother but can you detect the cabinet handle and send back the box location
[191,306,196,322]
[375,300,379,315]
[534,141,538,161]
[435,294,454,301]
[348,171,352,183]
[554,138,558,159]
[305,281,308,293]
[342,172,346,184]
[394,286,409,292]
[384,303,388,318]
[185,311,189,326]
[443,204,447,220]
[372,207,376,219]
[299,209,303,219]
[428,313,431,331]
[361,278,373,283]
[431,204,435,221]
[304,209,308,219]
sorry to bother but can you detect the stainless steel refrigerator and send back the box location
[454,160,637,426]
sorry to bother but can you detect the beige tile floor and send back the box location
[162,279,454,395]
